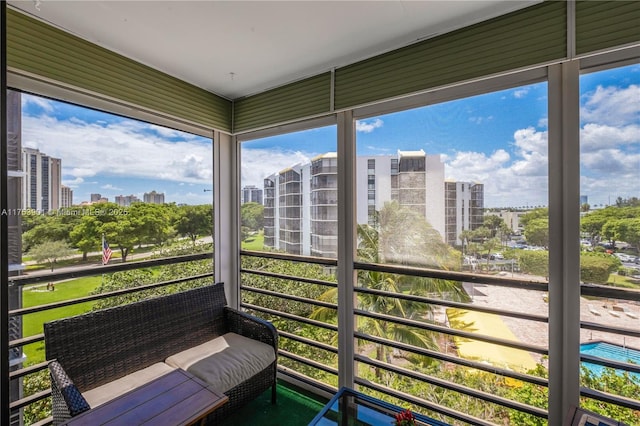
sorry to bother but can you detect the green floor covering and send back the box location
[218,381,328,426]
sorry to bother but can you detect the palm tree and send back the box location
[311,203,469,378]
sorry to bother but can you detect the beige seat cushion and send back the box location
[165,332,275,393]
[82,362,176,408]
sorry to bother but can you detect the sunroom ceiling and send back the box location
[7,0,540,99]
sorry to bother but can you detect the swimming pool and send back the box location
[580,342,640,379]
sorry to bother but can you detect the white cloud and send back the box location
[445,127,549,206]
[366,145,391,153]
[21,114,213,185]
[22,94,55,113]
[62,177,84,187]
[580,123,640,152]
[241,148,313,188]
[513,88,529,99]
[581,85,640,126]
[356,118,383,133]
[101,184,123,191]
[538,117,548,128]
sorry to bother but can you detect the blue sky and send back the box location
[20,64,639,208]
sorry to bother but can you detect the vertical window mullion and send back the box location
[337,110,356,389]
[547,60,581,425]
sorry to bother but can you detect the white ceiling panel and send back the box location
[8,0,540,99]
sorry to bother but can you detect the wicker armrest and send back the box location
[48,360,90,424]
[224,307,278,350]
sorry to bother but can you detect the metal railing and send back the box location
[240,250,640,425]
[7,252,214,424]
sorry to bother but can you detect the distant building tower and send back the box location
[580,195,588,205]
[60,185,73,208]
[21,147,62,212]
[90,193,102,202]
[144,190,165,204]
[263,175,277,249]
[444,181,484,246]
[310,153,338,258]
[115,194,140,207]
[242,185,263,204]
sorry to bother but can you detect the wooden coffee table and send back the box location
[62,369,228,426]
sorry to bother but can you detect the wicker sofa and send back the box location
[43,282,278,425]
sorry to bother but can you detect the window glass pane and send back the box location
[241,126,338,258]
[240,126,339,389]
[578,63,640,422]
[354,82,550,424]
[7,90,214,424]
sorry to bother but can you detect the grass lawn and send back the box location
[607,273,640,289]
[242,231,265,251]
[22,276,102,365]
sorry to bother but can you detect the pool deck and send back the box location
[444,275,640,366]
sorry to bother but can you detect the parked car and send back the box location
[490,253,504,260]
[614,253,634,262]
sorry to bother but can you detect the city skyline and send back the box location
[19,64,639,208]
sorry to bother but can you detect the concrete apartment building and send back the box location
[241,185,263,205]
[263,162,312,256]
[115,194,140,207]
[143,190,165,204]
[264,150,481,258]
[444,180,485,246]
[60,185,73,208]
[21,147,62,213]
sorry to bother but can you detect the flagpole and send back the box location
[101,233,105,288]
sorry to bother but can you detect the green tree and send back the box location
[602,219,623,247]
[524,218,549,248]
[517,250,549,279]
[580,253,620,284]
[483,215,510,241]
[241,202,264,232]
[129,203,175,249]
[312,203,468,378]
[101,216,138,262]
[176,204,212,246]
[617,217,640,251]
[69,215,103,261]
[28,240,75,271]
[22,208,84,252]
[520,208,548,228]
[377,201,458,269]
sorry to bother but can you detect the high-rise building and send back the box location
[356,150,445,237]
[144,190,165,204]
[263,162,312,255]
[60,185,73,208]
[310,153,338,257]
[115,194,140,206]
[263,176,277,249]
[242,185,263,204]
[21,147,62,212]
[445,181,485,246]
[265,150,452,257]
[90,193,102,202]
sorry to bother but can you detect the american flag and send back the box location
[102,235,113,265]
